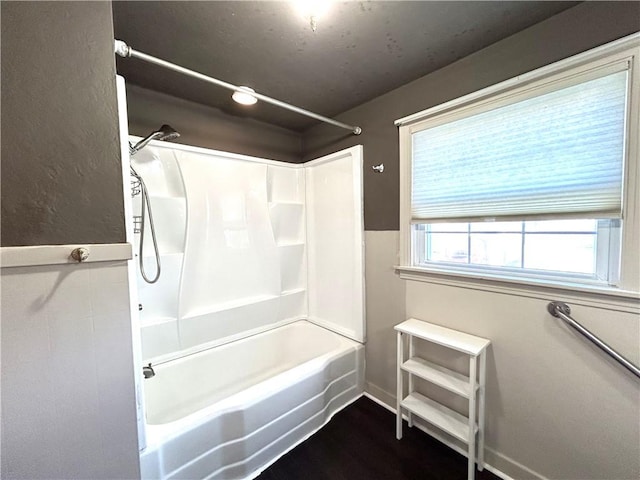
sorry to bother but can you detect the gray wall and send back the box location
[366,231,639,479]
[353,3,640,479]
[1,1,126,246]
[1,3,141,479]
[125,84,303,163]
[301,1,640,231]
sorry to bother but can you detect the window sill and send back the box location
[395,265,640,313]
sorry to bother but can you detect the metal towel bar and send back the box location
[547,301,640,379]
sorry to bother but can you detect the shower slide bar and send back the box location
[114,40,362,135]
[547,301,640,379]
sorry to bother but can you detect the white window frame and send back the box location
[397,34,640,299]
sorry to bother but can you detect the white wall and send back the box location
[364,231,640,480]
[1,260,140,479]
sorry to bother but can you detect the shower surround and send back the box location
[128,139,365,479]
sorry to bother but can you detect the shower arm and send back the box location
[114,40,362,136]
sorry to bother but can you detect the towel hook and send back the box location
[70,247,89,263]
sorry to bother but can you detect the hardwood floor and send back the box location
[258,396,500,480]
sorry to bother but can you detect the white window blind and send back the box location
[411,69,629,222]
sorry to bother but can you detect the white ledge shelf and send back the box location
[395,265,640,309]
[276,241,305,247]
[402,392,476,443]
[182,294,279,319]
[1,243,132,268]
[395,318,490,356]
[402,357,476,398]
[281,288,306,296]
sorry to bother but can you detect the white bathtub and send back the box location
[140,321,365,480]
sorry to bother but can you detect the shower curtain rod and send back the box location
[114,40,362,135]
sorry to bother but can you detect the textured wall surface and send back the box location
[125,84,303,163]
[1,261,141,480]
[301,1,640,230]
[365,230,640,480]
[356,3,640,478]
[1,1,125,246]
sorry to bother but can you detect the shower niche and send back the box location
[130,141,363,364]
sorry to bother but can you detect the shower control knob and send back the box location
[70,247,90,263]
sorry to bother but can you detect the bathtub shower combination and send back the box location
[126,135,365,479]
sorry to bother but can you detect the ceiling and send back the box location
[112,1,579,132]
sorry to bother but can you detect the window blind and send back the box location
[411,70,628,222]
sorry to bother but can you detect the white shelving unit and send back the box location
[395,318,491,480]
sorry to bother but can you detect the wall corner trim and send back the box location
[1,243,133,268]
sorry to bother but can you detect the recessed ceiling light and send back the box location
[232,87,258,105]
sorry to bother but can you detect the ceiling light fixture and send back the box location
[293,0,332,32]
[232,86,258,105]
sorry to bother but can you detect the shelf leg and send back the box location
[468,355,477,480]
[396,331,403,440]
[408,335,415,428]
[478,350,486,471]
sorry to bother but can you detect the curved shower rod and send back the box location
[114,39,362,135]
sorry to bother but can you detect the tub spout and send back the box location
[143,363,155,379]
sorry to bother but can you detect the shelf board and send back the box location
[276,241,305,247]
[181,294,280,319]
[401,392,476,443]
[395,318,490,355]
[402,357,475,398]
[281,288,306,296]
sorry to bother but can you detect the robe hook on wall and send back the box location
[372,163,384,173]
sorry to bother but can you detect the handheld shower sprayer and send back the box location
[130,125,180,284]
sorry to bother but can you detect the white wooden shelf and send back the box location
[395,318,491,480]
[396,318,490,355]
[401,392,476,443]
[402,357,476,398]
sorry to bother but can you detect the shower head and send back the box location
[130,124,180,156]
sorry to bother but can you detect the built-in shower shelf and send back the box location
[276,241,305,248]
[182,294,280,319]
[269,202,304,245]
[281,287,306,296]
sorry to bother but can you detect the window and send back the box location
[416,219,620,284]
[398,35,640,294]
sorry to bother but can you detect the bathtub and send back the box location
[140,321,365,480]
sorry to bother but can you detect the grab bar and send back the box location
[547,301,640,379]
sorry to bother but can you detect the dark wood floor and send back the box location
[259,396,500,480]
